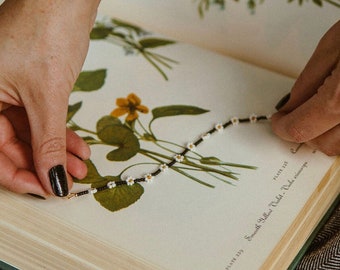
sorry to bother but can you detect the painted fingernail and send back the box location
[27,193,46,200]
[49,165,68,197]
[275,93,290,111]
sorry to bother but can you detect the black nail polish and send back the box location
[275,93,290,111]
[27,193,46,200]
[49,165,68,197]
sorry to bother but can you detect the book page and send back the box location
[1,19,337,270]
[98,0,339,78]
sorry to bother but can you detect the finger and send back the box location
[23,85,71,197]
[2,107,31,144]
[3,107,91,162]
[66,152,88,180]
[272,64,340,142]
[0,114,34,169]
[0,152,47,196]
[66,129,91,161]
[306,124,340,156]
[280,20,340,112]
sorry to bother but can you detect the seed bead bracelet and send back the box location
[67,113,271,199]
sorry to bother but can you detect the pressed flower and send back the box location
[111,93,149,121]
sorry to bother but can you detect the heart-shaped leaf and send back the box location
[93,181,144,212]
[96,115,139,161]
[96,115,122,133]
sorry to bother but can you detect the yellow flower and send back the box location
[111,93,149,121]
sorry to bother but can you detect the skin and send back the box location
[0,0,100,197]
[272,20,340,156]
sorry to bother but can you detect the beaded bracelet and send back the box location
[68,114,271,199]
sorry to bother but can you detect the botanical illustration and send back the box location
[68,71,257,212]
[194,0,339,17]
[90,18,178,80]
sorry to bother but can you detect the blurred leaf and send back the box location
[312,0,323,6]
[152,105,209,120]
[112,18,145,35]
[82,136,100,145]
[139,38,176,49]
[93,181,144,212]
[73,69,107,92]
[90,27,112,40]
[67,102,82,122]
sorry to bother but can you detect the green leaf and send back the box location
[151,105,209,120]
[111,18,145,35]
[97,125,140,161]
[312,0,323,6]
[200,156,257,169]
[139,38,176,49]
[73,69,107,92]
[73,159,106,184]
[82,136,100,145]
[93,182,144,212]
[96,115,123,133]
[67,102,82,122]
[90,27,112,40]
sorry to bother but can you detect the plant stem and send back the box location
[324,0,340,7]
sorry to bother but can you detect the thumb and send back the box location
[24,90,70,197]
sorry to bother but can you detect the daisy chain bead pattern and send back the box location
[68,113,269,198]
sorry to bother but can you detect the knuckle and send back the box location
[37,137,66,157]
[286,125,308,143]
[325,85,340,114]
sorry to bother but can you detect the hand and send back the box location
[0,107,90,196]
[0,0,100,197]
[271,20,340,156]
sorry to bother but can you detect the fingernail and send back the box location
[27,193,46,200]
[49,165,68,197]
[275,93,290,111]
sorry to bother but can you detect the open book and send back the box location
[1,2,339,270]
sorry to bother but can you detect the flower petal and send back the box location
[111,107,129,117]
[136,105,149,114]
[126,111,139,121]
[116,97,129,107]
[127,93,141,106]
